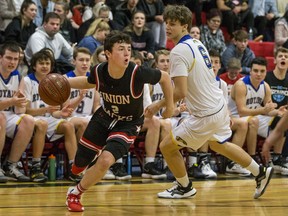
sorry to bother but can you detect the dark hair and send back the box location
[30,50,55,73]
[44,12,61,23]
[131,50,144,64]
[20,0,36,16]
[250,57,267,68]
[206,8,222,21]
[0,42,21,56]
[104,30,132,53]
[209,49,221,59]
[163,5,192,33]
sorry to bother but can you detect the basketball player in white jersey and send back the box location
[64,47,99,142]
[229,57,288,175]
[24,50,81,182]
[0,42,34,182]
[145,5,273,199]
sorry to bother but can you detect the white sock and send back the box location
[188,156,197,167]
[245,159,259,176]
[116,158,123,163]
[145,157,155,164]
[176,174,189,187]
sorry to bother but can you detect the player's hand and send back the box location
[263,101,277,114]
[47,105,61,114]
[144,102,160,118]
[79,89,88,98]
[60,104,74,118]
[277,105,287,116]
[13,90,27,108]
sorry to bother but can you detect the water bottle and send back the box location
[56,154,64,180]
[48,154,56,181]
[248,28,253,41]
[127,152,131,175]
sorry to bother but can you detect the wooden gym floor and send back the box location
[0,174,287,216]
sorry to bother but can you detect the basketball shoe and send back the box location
[226,162,251,176]
[157,181,197,199]
[4,162,30,182]
[254,165,274,199]
[110,163,132,180]
[66,187,84,212]
[30,162,47,183]
[142,162,167,179]
[102,169,116,180]
[0,168,8,183]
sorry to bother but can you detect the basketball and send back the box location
[38,73,71,106]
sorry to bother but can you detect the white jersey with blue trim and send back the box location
[24,73,48,110]
[0,70,22,113]
[65,71,95,117]
[170,35,225,117]
[228,75,266,117]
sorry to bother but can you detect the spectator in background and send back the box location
[53,1,77,45]
[91,45,106,66]
[32,0,55,27]
[82,0,113,23]
[113,0,139,30]
[78,18,110,54]
[124,11,155,61]
[275,9,288,50]
[137,0,166,49]
[200,8,226,55]
[77,2,116,42]
[0,0,23,32]
[217,0,254,39]
[4,0,37,50]
[189,26,201,40]
[219,57,244,94]
[25,12,73,64]
[221,29,255,75]
[250,0,280,41]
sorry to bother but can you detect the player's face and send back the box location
[0,50,20,74]
[210,56,221,75]
[34,59,52,76]
[44,18,60,37]
[106,43,131,68]
[165,19,188,42]
[74,52,91,74]
[156,54,170,72]
[250,64,266,83]
[275,52,288,70]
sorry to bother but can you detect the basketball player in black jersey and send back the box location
[65,31,174,212]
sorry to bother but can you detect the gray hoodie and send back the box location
[24,26,73,63]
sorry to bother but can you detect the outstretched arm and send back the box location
[262,111,288,164]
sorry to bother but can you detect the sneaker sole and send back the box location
[254,167,274,199]
[141,173,167,180]
[116,175,132,180]
[158,188,197,199]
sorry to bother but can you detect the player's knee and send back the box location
[105,141,129,161]
[74,144,98,167]
[35,119,48,132]
[248,117,259,129]
[19,115,35,130]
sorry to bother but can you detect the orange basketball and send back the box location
[38,73,71,106]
